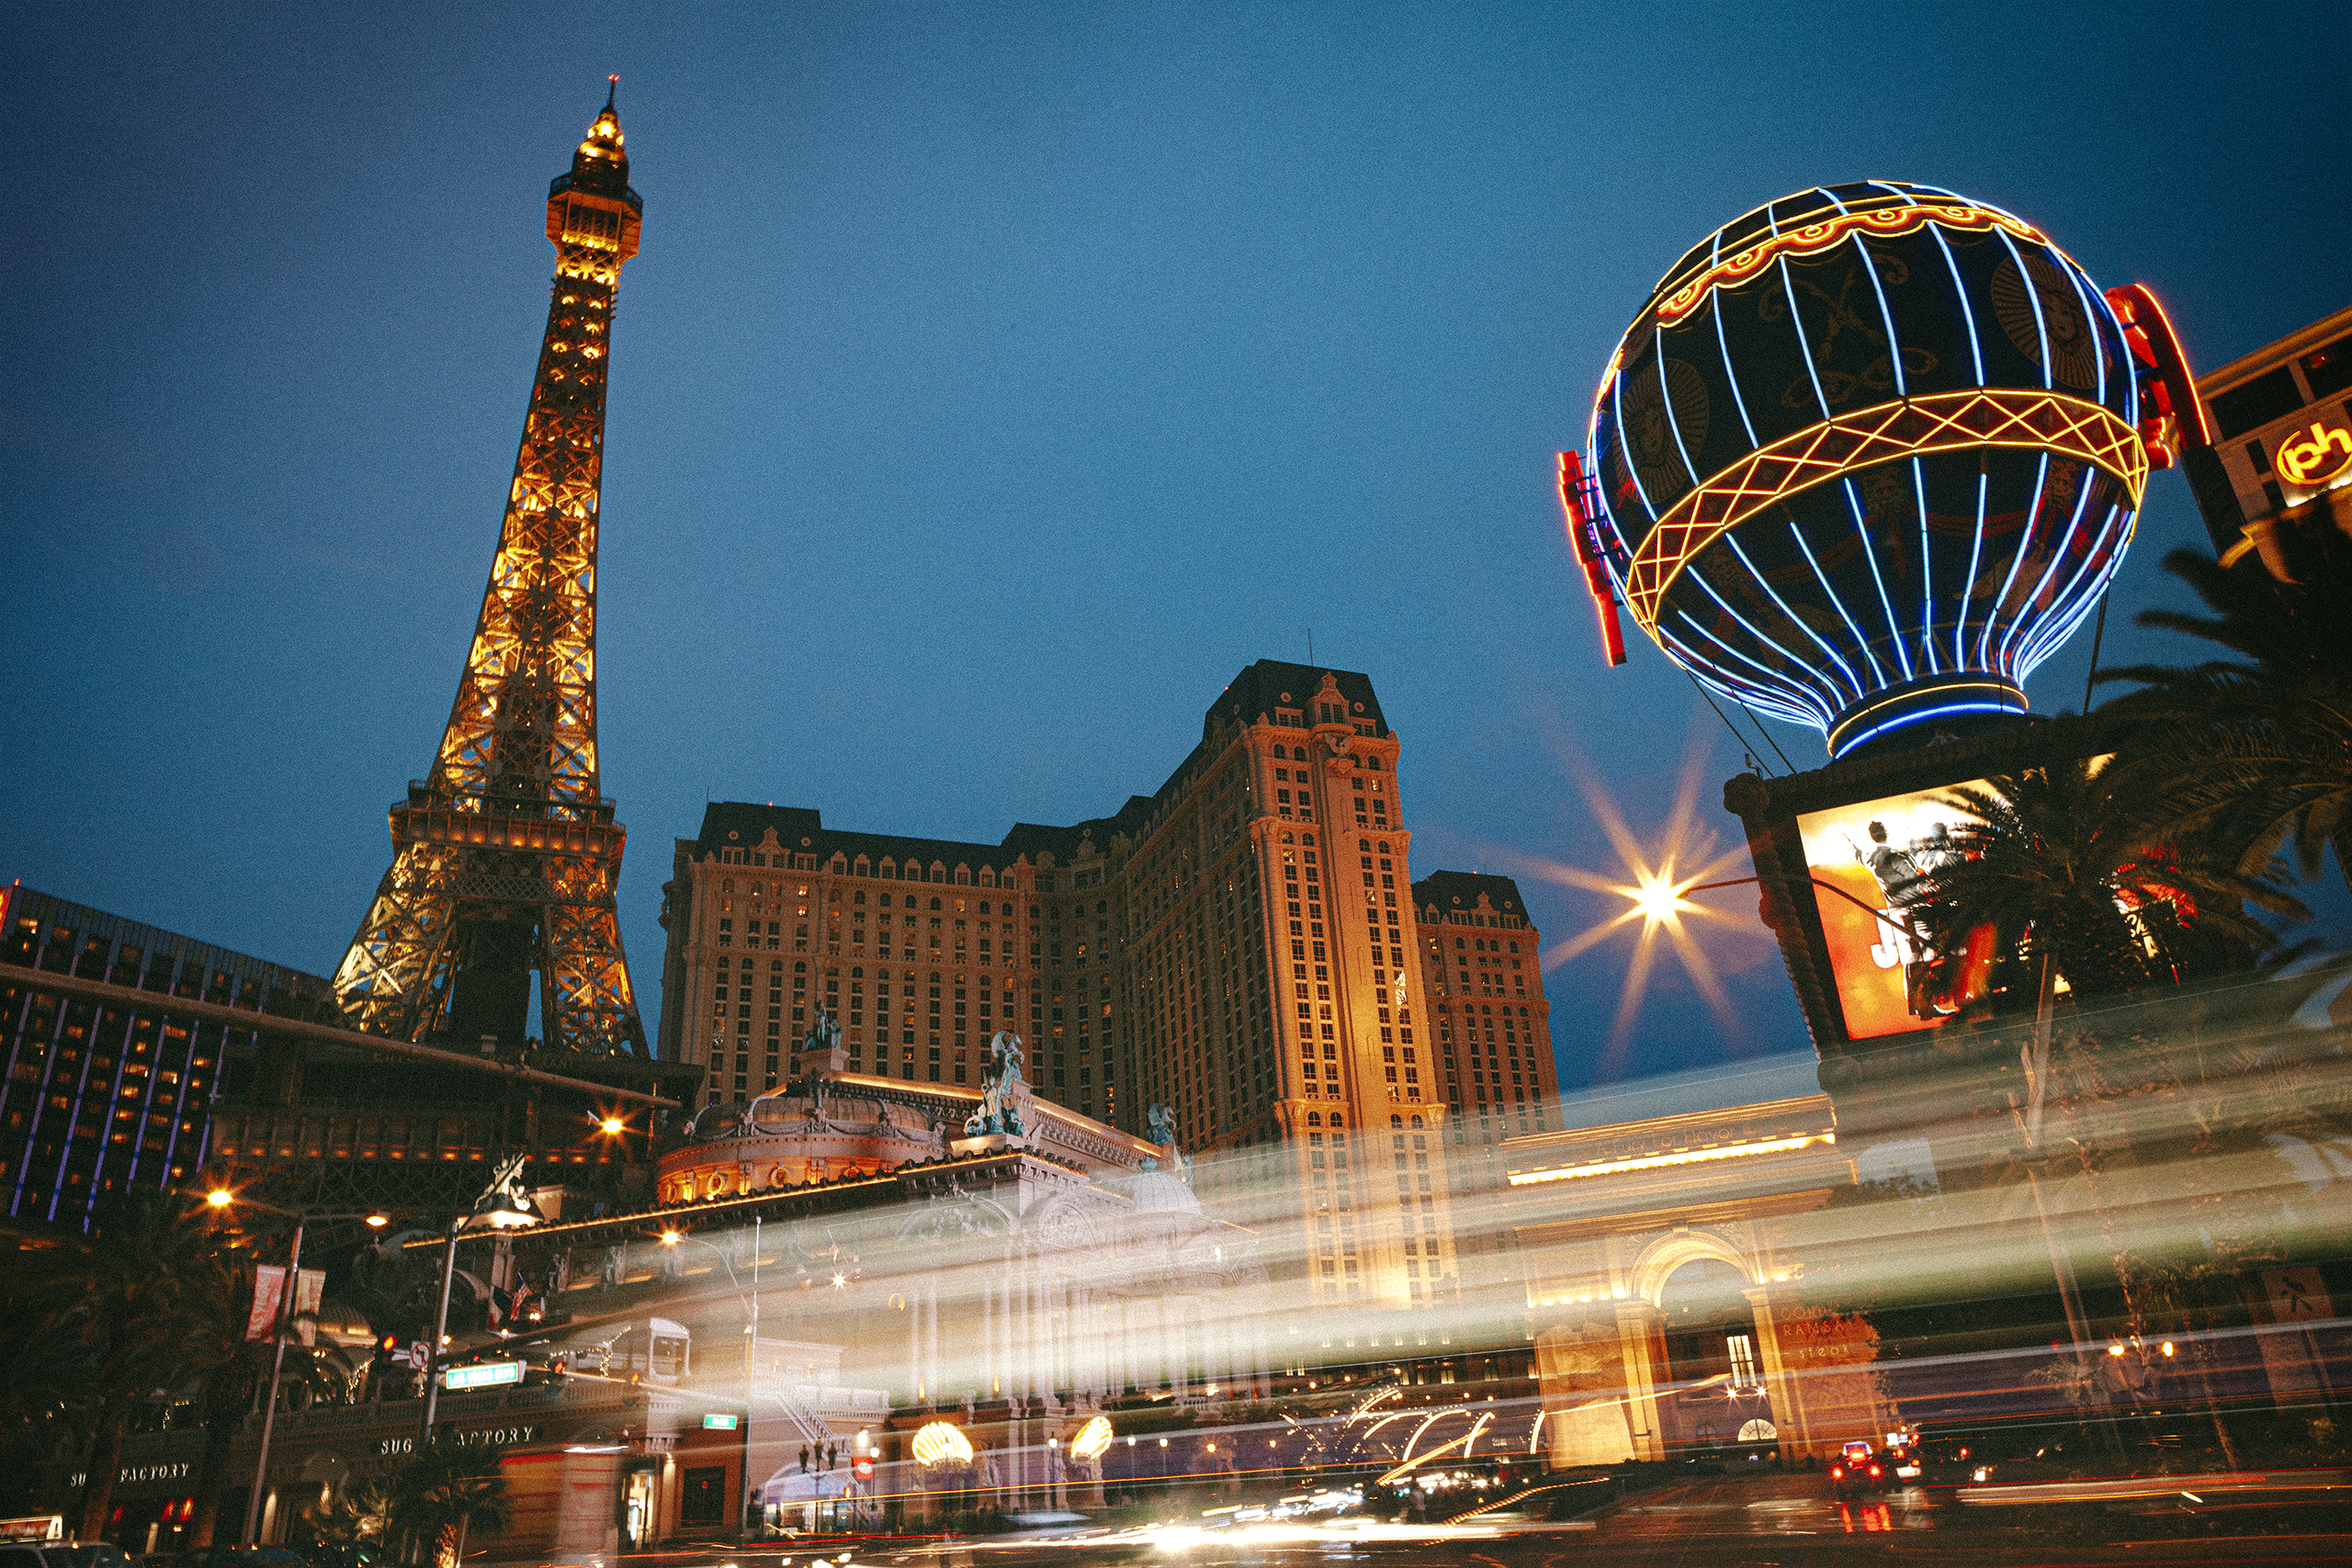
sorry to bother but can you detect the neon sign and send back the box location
[2276,420,2352,488]
[1652,200,2051,326]
[1577,181,2145,755]
[1621,389,2147,635]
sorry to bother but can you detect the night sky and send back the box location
[6,3,2345,1098]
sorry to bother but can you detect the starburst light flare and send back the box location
[1510,719,1758,1073]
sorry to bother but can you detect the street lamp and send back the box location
[659,1221,763,1539]
[418,1162,546,1448]
[203,1190,389,1546]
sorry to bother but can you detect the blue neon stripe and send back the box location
[1851,232,1909,399]
[1928,226,1986,386]
[1832,698,2023,759]
[1993,228,2055,393]
[1777,256,1835,422]
[2052,256,2109,407]
[1610,360,1666,530]
[1912,457,1939,676]
[1978,451,2052,671]
[1843,477,1916,683]
[1953,471,1990,671]
[1665,600,1843,722]
[1997,458,2101,671]
[1781,510,1891,689]
[1716,535,1868,702]
[2015,503,2128,675]
[1657,620,1825,726]
[2000,474,2101,675]
[2017,502,2133,677]
[1677,570,1856,716]
[1661,615,1835,730]
[1656,335,1703,489]
[1713,291,1761,450]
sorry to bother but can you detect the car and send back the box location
[296,1549,381,1568]
[974,1512,1095,1539]
[0,1541,140,1568]
[1828,1454,1891,1498]
[0,1545,138,1568]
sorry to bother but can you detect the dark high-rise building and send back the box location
[334,85,650,1060]
[0,884,331,1227]
[0,882,692,1229]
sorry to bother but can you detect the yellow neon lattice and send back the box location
[1652,201,2051,325]
[1622,389,2148,636]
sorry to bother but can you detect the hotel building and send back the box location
[655,660,1563,1310]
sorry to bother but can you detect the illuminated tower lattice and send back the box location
[334,85,648,1056]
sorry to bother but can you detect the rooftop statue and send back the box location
[963,1031,1029,1138]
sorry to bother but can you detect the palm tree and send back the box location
[298,1476,393,1550]
[14,1189,243,1540]
[1896,750,2310,1431]
[2098,540,2352,894]
[1903,751,2301,1038]
[388,1438,509,1566]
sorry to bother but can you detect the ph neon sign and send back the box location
[2276,420,2352,489]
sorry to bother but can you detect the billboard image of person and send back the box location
[1797,788,1996,1041]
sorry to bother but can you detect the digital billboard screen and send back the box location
[1794,783,1994,1042]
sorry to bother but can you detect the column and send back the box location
[1611,1300,1668,1461]
[1742,1283,1810,1464]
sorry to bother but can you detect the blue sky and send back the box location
[6,1,2345,1091]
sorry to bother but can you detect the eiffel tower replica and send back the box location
[334,83,649,1059]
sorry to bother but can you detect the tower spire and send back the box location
[333,93,649,1057]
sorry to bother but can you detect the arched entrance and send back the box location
[1656,1258,1773,1456]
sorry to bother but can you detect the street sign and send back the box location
[443,1361,524,1391]
[409,1342,430,1371]
[702,1414,740,1430]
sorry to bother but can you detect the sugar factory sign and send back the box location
[375,1425,539,1458]
[70,1461,192,1488]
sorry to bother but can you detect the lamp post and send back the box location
[659,1217,761,1539]
[419,1162,546,1448]
[204,1189,388,1547]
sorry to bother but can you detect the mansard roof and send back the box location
[1411,868,1530,917]
[689,660,1391,872]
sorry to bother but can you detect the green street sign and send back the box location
[442,1361,524,1391]
[702,1414,740,1430]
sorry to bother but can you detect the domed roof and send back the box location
[1127,1160,1200,1215]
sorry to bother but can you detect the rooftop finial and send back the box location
[577,76,626,167]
